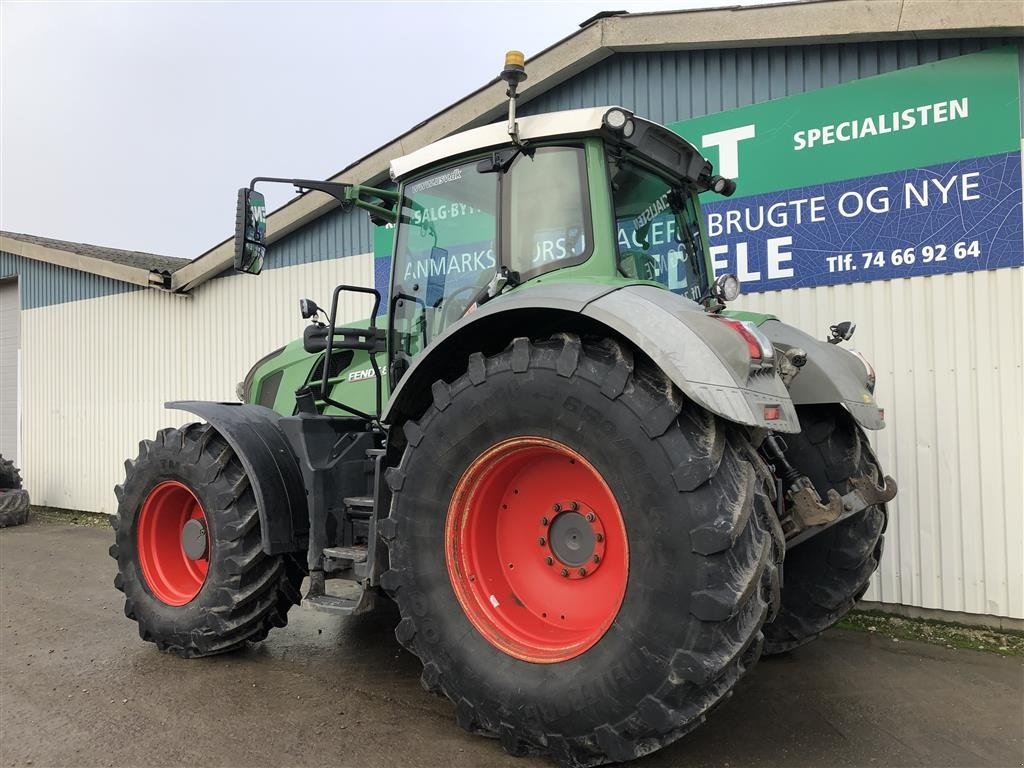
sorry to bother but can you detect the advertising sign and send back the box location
[672,47,1023,293]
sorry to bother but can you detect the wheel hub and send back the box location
[181,518,208,560]
[540,502,606,578]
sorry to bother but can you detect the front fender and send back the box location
[167,401,308,554]
[384,282,800,433]
[758,320,885,430]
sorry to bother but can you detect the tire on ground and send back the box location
[382,334,783,767]
[0,488,30,527]
[0,455,23,490]
[109,422,305,657]
[763,404,888,655]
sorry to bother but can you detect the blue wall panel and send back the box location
[1,250,141,310]
[266,202,374,271]
[519,38,1022,125]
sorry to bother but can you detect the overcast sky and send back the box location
[2,0,776,258]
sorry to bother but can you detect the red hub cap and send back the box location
[136,481,209,606]
[446,437,628,663]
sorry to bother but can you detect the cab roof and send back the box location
[390,107,619,181]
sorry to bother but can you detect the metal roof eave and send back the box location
[170,0,1024,293]
[0,234,175,291]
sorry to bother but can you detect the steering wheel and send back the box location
[619,250,659,281]
[436,284,483,333]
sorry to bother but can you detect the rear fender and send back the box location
[384,283,800,432]
[168,401,308,554]
[758,320,885,430]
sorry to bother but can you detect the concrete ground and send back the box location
[2,520,1021,768]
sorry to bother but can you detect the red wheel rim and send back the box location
[136,480,209,606]
[446,437,628,663]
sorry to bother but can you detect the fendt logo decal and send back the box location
[347,367,386,382]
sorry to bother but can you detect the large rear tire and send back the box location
[382,335,782,767]
[763,404,888,654]
[110,423,304,657]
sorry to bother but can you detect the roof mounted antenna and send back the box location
[500,50,528,148]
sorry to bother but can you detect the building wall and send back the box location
[734,270,1023,620]
[12,252,374,514]
[3,37,1021,620]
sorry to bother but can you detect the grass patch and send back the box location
[840,610,1024,656]
[29,505,111,528]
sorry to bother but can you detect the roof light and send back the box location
[622,118,636,138]
[504,50,525,69]
[603,108,632,133]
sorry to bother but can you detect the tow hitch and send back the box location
[761,434,897,547]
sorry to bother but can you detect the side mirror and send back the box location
[234,188,267,274]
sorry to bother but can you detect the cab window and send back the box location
[392,161,497,356]
[507,146,592,281]
[610,161,707,302]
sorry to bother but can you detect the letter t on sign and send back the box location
[701,124,756,179]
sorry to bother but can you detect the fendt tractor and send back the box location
[111,53,896,766]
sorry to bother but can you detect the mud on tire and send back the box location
[763,404,888,655]
[381,335,783,768]
[110,423,304,657]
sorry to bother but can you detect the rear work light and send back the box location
[718,318,775,367]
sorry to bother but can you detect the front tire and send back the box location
[763,405,888,654]
[110,423,304,657]
[382,335,782,767]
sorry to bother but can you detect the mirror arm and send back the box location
[248,178,398,224]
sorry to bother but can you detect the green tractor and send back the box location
[111,53,896,767]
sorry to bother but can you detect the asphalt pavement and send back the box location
[2,520,1021,768]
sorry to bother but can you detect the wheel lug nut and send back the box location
[593,554,600,563]
[545,556,554,566]
[540,516,549,526]
[585,512,595,522]
[570,501,579,511]
[578,567,587,576]
[552,503,561,513]
[560,568,569,577]
[538,537,546,546]
[595,532,604,542]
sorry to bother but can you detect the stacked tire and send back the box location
[0,455,30,528]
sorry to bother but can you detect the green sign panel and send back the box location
[671,47,1022,199]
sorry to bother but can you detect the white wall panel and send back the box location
[18,256,1023,619]
[19,254,374,515]
[734,268,1024,619]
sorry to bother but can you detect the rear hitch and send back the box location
[761,433,897,546]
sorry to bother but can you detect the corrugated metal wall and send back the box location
[520,37,1023,124]
[734,270,1024,620]
[16,253,375,514]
